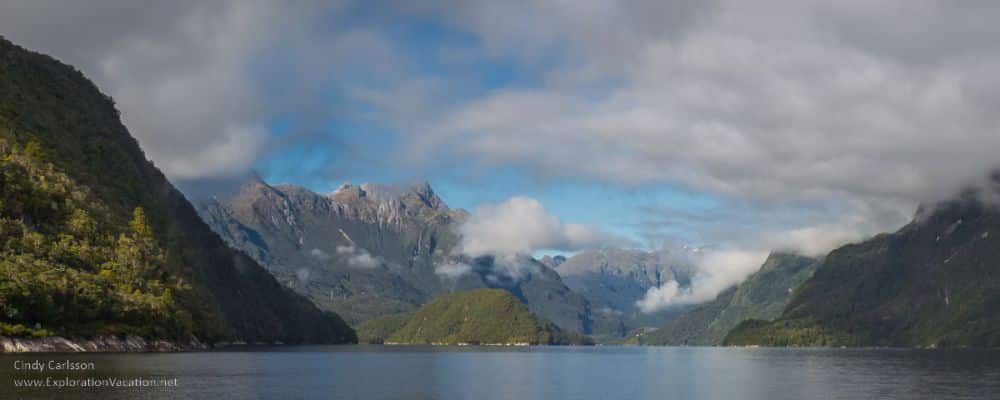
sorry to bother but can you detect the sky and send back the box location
[4,0,1000,309]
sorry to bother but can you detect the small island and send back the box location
[357,289,592,346]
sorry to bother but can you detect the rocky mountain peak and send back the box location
[330,180,451,215]
[540,255,567,269]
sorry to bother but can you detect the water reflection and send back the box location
[1,346,997,400]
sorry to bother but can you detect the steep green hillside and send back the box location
[377,289,590,345]
[639,253,819,345]
[356,312,412,344]
[0,37,354,344]
[726,194,1000,348]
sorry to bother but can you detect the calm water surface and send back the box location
[2,346,998,399]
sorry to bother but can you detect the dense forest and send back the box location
[0,37,355,344]
[358,289,592,345]
[725,194,1000,348]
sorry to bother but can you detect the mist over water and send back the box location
[3,346,998,400]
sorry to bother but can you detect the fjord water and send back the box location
[3,346,998,400]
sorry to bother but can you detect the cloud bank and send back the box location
[364,0,1000,258]
[457,196,629,256]
[7,1,1000,305]
[637,249,767,312]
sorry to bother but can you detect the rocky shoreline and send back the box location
[0,336,209,353]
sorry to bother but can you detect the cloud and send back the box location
[335,245,380,269]
[295,268,311,285]
[354,0,1000,254]
[434,262,472,279]
[637,196,904,257]
[637,249,767,312]
[10,0,1000,293]
[457,196,630,256]
[308,248,331,262]
[0,0,350,180]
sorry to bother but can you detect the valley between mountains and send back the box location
[1,35,998,350]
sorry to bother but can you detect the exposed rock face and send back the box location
[198,179,466,323]
[555,248,696,332]
[196,179,610,335]
[540,255,566,269]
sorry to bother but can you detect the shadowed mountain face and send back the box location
[0,37,355,344]
[196,179,617,334]
[639,253,819,346]
[726,190,1000,348]
[198,178,466,324]
[554,249,697,332]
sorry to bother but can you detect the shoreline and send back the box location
[0,336,209,353]
[0,336,357,354]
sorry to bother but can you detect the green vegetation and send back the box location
[366,289,592,345]
[199,181,602,336]
[356,313,413,344]
[638,253,818,346]
[723,319,856,347]
[724,197,1000,348]
[0,36,355,344]
[0,142,190,337]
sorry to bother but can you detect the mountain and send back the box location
[359,289,591,345]
[554,248,696,332]
[540,255,566,268]
[726,191,1000,348]
[197,179,466,323]
[0,37,355,345]
[638,253,819,345]
[196,179,614,334]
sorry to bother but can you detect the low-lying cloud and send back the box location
[434,261,472,279]
[336,245,380,269]
[308,248,332,262]
[637,249,767,312]
[457,196,630,256]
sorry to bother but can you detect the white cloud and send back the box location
[457,196,630,257]
[0,1,348,180]
[308,248,331,262]
[295,267,311,285]
[434,262,472,279]
[335,245,379,269]
[637,249,767,312]
[369,0,1000,254]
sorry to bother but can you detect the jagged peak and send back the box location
[758,251,816,272]
[330,180,448,210]
[236,174,278,197]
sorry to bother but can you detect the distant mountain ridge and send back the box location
[197,177,466,323]
[196,178,620,335]
[639,253,819,345]
[553,248,697,333]
[726,189,1000,348]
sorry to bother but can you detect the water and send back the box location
[2,346,998,399]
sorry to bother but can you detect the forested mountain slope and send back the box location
[0,37,354,344]
[726,191,1000,348]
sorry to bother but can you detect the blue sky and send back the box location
[243,8,714,250]
[8,0,1000,262]
[8,0,1000,310]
